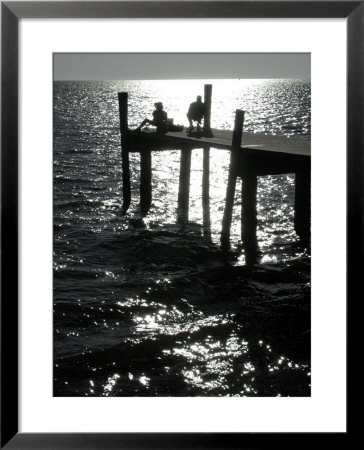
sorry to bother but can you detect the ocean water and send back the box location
[53,79,311,396]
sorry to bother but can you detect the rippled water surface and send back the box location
[54,80,311,396]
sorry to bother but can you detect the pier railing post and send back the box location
[118,92,131,213]
[231,109,245,156]
[203,84,213,137]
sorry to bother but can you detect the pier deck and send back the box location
[129,128,310,157]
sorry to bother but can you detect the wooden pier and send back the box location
[118,85,310,262]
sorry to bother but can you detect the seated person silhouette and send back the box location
[135,102,168,133]
[186,95,205,131]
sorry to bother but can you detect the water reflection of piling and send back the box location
[118,85,311,260]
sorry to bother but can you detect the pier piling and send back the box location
[221,110,245,248]
[294,168,311,243]
[177,147,192,224]
[221,164,237,250]
[242,173,259,264]
[140,150,152,216]
[202,147,211,240]
[118,92,131,213]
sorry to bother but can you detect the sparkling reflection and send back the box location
[54,79,310,397]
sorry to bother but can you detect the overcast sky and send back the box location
[54,53,310,80]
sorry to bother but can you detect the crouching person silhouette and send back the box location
[186,95,205,131]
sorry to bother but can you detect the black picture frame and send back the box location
[1,1,358,448]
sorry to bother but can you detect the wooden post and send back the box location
[242,173,259,264]
[231,109,245,154]
[177,147,192,224]
[118,92,131,213]
[221,110,245,249]
[203,84,213,137]
[140,149,152,216]
[294,168,311,244]
[221,163,236,250]
[202,147,211,241]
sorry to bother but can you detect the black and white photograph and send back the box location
[53,53,311,397]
